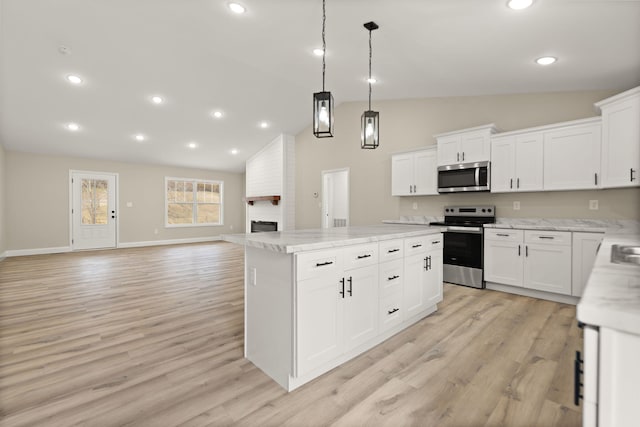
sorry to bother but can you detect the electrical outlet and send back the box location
[589,200,599,210]
[251,267,257,286]
[154,228,159,234]
[126,201,133,208]
[230,224,234,230]
[513,201,520,210]
[412,202,418,210]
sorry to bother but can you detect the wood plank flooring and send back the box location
[0,242,582,426]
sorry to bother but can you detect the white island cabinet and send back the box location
[224,225,444,391]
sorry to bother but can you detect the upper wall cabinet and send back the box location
[434,124,497,166]
[491,131,543,193]
[595,86,640,189]
[543,117,602,191]
[391,147,438,196]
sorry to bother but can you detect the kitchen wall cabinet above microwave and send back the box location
[595,86,640,189]
[434,124,498,166]
[391,147,437,196]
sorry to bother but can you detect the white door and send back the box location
[484,239,524,287]
[71,171,117,250]
[524,243,572,295]
[600,96,640,188]
[459,132,488,163]
[491,137,516,193]
[322,169,349,228]
[343,264,379,352]
[437,135,460,165]
[414,149,438,195]
[403,252,428,318]
[391,153,414,196]
[515,133,544,192]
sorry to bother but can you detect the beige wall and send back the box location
[0,144,6,255]
[5,151,245,251]
[294,89,640,228]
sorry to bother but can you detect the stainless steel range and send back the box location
[430,205,496,289]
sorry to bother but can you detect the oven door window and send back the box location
[443,232,482,269]
[438,168,477,189]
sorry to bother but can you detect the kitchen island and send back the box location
[223,225,445,391]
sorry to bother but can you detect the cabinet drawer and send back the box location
[296,249,341,281]
[379,259,403,297]
[380,291,403,333]
[427,234,443,250]
[405,236,429,255]
[525,230,571,246]
[343,243,378,270]
[379,239,404,262]
[485,228,524,242]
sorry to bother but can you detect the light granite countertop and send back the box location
[483,218,639,233]
[577,226,640,336]
[222,224,446,254]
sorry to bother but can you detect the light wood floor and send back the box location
[0,242,582,427]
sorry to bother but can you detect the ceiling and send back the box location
[1,0,639,173]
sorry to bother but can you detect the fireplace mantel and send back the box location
[244,195,281,206]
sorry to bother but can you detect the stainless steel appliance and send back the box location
[430,205,495,288]
[437,160,490,193]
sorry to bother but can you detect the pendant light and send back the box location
[313,0,334,138]
[361,21,379,149]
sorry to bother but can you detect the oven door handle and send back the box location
[445,226,483,234]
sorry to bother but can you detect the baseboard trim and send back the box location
[0,251,6,261]
[486,282,580,305]
[118,236,221,248]
[6,246,72,257]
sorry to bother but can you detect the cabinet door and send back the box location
[414,149,438,195]
[515,133,544,192]
[391,153,415,196]
[460,132,490,163]
[343,265,379,352]
[523,243,572,295]
[297,274,344,376]
[424,249,443,307]
[572,232,603,297]
[403,252,428,318]
[484,239,524,287]
[437,135,461,165]
[601,96,640,188]
[543,124,601,191]
[491,137,516,193]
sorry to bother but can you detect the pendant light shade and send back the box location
[313,91,334,138]
[361,21,379,149]
[361,110,379,149]
[313,0,334,138]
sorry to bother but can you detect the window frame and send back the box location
[165,177,224,227]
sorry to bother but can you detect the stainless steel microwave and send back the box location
[437,161,490,193]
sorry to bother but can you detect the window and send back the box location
[166,177,223,226]
[81,179,109,225]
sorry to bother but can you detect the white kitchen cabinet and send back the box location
[579,325,640,427]
[379,258,403,333]
[491,132,543,193]
[403,235,443,318]
[484,229,524,286]
[543,118,602,191]
[523,230,572,295]
[297,244,379,376]
[435,124,497,166]
[391,147,437,196]
[572,232,604,297]
[595,86,640,189]
[484,228,572,296]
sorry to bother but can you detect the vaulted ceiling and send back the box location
[1,0,639,172]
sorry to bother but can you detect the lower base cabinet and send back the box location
[246,233,444,391]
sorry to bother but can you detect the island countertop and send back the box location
[222,224,446,254]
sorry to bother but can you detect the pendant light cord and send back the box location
[322,0,326,92]
[368,28,372,111]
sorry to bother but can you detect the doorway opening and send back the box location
[321,168,349,229]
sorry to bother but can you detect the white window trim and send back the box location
[165,176,224,228]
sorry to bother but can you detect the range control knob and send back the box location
[488,208,492,212]
[482,208,486,213]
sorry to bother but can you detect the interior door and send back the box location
[322,169,349,228]
[71,171,117,250]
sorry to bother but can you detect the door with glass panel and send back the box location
[71,172,117,250]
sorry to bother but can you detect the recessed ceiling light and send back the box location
[66,122,80,131]
[135,134,146,141]
[536,56,557,65]
[507,0,533,10]
[188,142,198,149]
[66,75,83,85]
[313,48,324,56]
[231,149,238,155]
[228,2,246,14]
[260,121,269,129]
[151,96,164,104]
[212,110,224,118]
[367,77,377,84]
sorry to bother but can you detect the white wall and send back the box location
[294,89,640,228]
[0,143,6,258]
[5,151,245,252]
